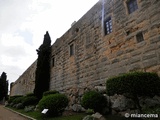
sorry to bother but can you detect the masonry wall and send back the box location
[10,61,37,96]
[50,0,160,107]
[10,0,160,107]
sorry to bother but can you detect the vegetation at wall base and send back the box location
[8,93,38,109]
[81,90,108,114]
[43,90,59,97]
[22,96,39,106]
[38,93,69,117]
[12,96,24,105]
[8,95,23,104]
[25,93,35,97]
[34,31,51,100]
[7,106,136,120]
[6,106,86,120]
[106,71,160,111]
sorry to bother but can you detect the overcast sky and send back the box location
[0,0,99,87]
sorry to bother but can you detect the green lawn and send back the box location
[6,106,137,120]
[6,107,86,120]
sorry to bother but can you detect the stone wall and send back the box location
[10,0,160,109]
[50,0,160,108]
[10,61,37,96]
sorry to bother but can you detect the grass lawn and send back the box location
[6,106,86,120]
[6,106,137,120]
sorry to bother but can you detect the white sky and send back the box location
[0,0,99,88]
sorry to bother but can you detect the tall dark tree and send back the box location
[0,72,8,101]
[34,31,51,100]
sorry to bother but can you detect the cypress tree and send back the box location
[0,72,8,101]
[34,31,51,100]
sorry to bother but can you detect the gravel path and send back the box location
[0,105,29,120]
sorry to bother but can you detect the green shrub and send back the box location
[106,71,160,111]
[86,109,94,114]
[38,93,69,116]
[26,93,35,97]
[22,96,39,106]
[81,91,107,114]
[12,96,24,105]
[43,90,59,97]
[106,72,160,97]
[8,95,23,104]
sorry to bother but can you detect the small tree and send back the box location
[34,31,51,100]
[106,72,160,112]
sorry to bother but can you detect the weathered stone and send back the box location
[153,95,160,103]
[91,112,106,120]
[83,115,94,120]
[142,58,157,68]
[94,86,106,93]
[72,104,85,112]
[16,103,24,109]
[111,95,135,111]
[144,98,160,108]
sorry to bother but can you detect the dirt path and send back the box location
[0,105,29,120]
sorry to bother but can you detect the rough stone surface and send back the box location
[110,95,135,112]
[71,104,85,112]
[10,0,160,111]
[139,96,160,108]
[10,61,37,96]
[82,115,94,120]
[92,112,106,120]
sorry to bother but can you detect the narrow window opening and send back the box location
[70,44,74,56]
[136,32,144,43]
[105,17,112,35]
[52,57,55,67]
[127,0,138,14]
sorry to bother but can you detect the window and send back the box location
[105,17,112,35]
[52,57,55,67]
[127,0,138,14]
[136,32,144,43]
[70,44,74,56]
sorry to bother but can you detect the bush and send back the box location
[38,94,69,116]
[43,90,59,97]
[26,93,35,97]
[12,96,24,105]
[8,95,23,104]
[106,71,160,111]
[22,96,39,106]
[81,91,107,114]
[86,109,94,115]
[106,72,160,96]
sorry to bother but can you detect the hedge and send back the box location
[106,72,160,97]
